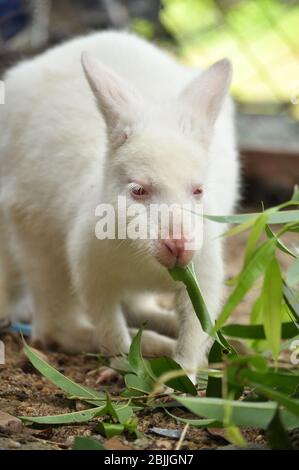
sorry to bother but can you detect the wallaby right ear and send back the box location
[178,59,232,144]
[82,52,142,145]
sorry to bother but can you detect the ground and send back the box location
[0,230,297,450]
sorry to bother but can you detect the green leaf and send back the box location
[266,409,294,450]
[20,394,134,426]
[96,422,124,438]
[288,223,299,233]
[244,212,270,265]
[114,404,134,425]
[283,284,299,324]
[228,363,299,395]
[148,356,197,395]
[221,322,298,340]
[165,409,221,428]
[266,225,297,259]
[124,416,143,438]
[206,209,299,225]
[169,264,233,352]
[214,239,276,332]
[125,329,155,395]
[72,437,105,450]
[125,373,154,394]
[20,406,105,424]
[102,394,120,421]
[260,257,283,363]
[225,425,246,447]
[291,184,299,202]
[169,264,213,333]
[23,342,105,406]
[206,341,223,398]
[99,395,134,425]
[250,295,263,325]
[287,258,299,287]
[221,217,256,238]
[249,383,299,419]
[223,394,246,447]
[175,396,299,429]
[128,328,144,374]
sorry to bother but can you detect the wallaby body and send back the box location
[0,31,239,380]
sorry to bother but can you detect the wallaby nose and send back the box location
[163,238,194,267]
[164,239,185,259]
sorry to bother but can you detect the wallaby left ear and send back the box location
[178,59,232,141]
[82,52,143,146]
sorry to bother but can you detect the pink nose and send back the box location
[164,239,185,258]
[163,238,194,267]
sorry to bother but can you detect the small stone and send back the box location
[7,439,22,449]
[75,401,89,411]
[64,436,75,447]
[156,439,173,450]
[105,436,132,450]
[0,411,23,433]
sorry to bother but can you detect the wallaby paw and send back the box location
[95,366,122,385]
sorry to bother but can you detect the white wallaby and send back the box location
[0,31,239,381]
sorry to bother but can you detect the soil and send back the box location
[0,230,298,450]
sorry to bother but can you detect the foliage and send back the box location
[20,189,299,449]
[157,0,299,106]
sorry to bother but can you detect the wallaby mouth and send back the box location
[155,239,195,268]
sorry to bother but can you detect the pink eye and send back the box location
[193,187,203,197]
[130,183,149,199]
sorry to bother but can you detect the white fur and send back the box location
[0,31,239,381]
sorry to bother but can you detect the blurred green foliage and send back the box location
[133,0,299,111]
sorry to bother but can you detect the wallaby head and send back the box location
[82,52,232,269]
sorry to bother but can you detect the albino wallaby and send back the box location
[0,31,239,382]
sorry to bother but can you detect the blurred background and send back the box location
[0,0,298,208]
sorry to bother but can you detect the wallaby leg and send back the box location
[0,219,28,324]
[8,214,94,352]
[124,294,178,338]
[129,328,176,357]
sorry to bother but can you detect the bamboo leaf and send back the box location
[20,406,105,424]
[266,225,297,259]
[222,322,298,340]
[283,284,299,324]
[23,342,105,406]
[214,239,276,332]
[169,264,233,353]
[128,328,144,374]
[165,409,221,428]
[249,383,299,419]
[206,341,223,398]
[175,396,299,429]
[97,422,124,438]
[148,356,197,395]
[291,185,299,202]
[125,329,155,394]
[266,409,294,450]
[244,212,270,265]
[287,258,299,287]
[206,209,299,225]
[73,437,105,450]
[261,257,283,363]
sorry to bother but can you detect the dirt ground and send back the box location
[0,230,298,450]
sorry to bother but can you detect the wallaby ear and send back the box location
[178,59,232,143]
[81,52,142,145]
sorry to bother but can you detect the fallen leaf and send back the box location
[150,427,181,439]
[104,436,132,450]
